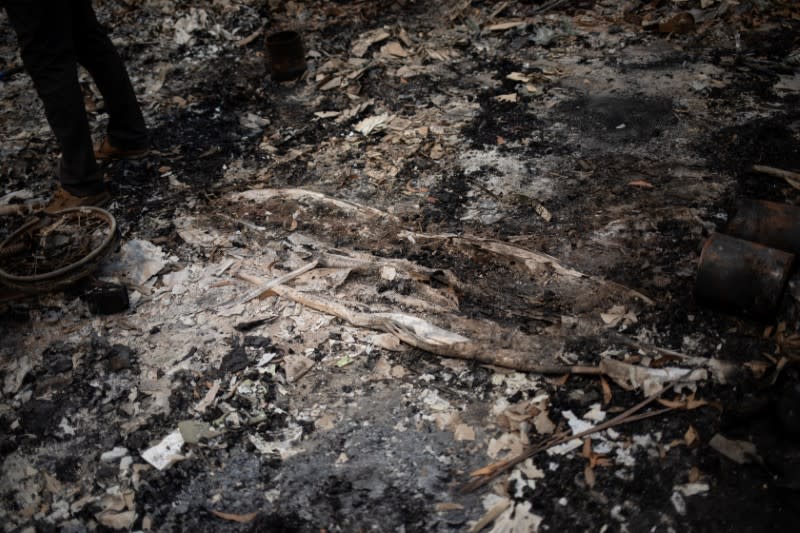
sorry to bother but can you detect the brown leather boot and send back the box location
[44,187,111,214]
[94,137,148,161]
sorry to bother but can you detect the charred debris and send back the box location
[2,1,800,531]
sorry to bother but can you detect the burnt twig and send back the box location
[237,272,597,374]
[751,165,800,191]
[460,386,675,493]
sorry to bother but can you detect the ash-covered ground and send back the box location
[2,1,800,531]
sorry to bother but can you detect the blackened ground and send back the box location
[543,376,800,532]
[3,2,800,532]
[464,96,546,149]
[704,113,800,201]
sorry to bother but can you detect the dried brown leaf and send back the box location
[469,499,511,533]
[658,397,708,410]
[650,354,685,368]
[594,457,612,467]
[211,510,258,523]
[600,376,612,405]
[351,28,390,57]
[657,398,684,409]
[506,72,532,83]
[684,424,699,447]
[533,410,556,435]
[686,398,709,410]
[658,444,667,460]
[584,464,596,487]
[319,76,342,91]
[494,93,518,103]
[744,361,772,378]
[485,20,526,31]
[469,458,511,478]
[581,438,592,459]
[381,41,409,58]
[454,423,476,441]
[96,510,137,530]
[435,502,465,512]
[709,434,758,464]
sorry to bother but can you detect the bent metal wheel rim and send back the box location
[0,207,118,291]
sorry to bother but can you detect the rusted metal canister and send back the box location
[694,233,795,318]
[266,31,306,82]
[725,199,800,256]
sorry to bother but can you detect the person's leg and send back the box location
[71,0,147,151]
[5,0,104,196]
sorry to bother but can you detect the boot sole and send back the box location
[95,151,149,161]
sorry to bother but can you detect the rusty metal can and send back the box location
[694,233,795,318]
[725,199,800,256]
[266,30,306,82]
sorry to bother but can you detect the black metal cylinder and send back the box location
[694,233,795,318]
[725,199,800,256]
[266,31,306,82]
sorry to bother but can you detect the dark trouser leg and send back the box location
[72,0,148,150]
[5,0,104,196]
